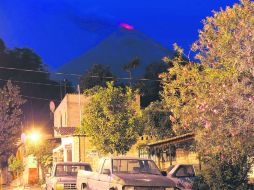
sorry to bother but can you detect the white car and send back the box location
[46,162,92,190]
[77,156,177,190]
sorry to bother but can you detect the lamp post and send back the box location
[28,131,41,183]
[23,130,42,184]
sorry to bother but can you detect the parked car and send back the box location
[45,162,92,190]
[77,156,177,190]
[167,164,198,190]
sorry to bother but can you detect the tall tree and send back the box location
[160,0,254,188]
[0,81,25,168]
[0,39,73,133]
[138,61,171,107]
[78,82,142,155]
[79,64,115,91]
[122,57,140,86]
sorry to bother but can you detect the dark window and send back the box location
[55,164,92,177]
[175,165,195,177]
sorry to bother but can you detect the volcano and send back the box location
[55,27,175,83]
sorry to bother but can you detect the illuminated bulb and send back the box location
[29,132,40,142]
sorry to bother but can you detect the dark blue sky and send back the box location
[0,0,237,69]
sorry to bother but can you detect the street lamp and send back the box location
[22,130,42,183]
[27,131,41,143]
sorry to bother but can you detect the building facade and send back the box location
[53,94,100,169]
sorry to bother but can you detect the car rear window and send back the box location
[56,164,92,177]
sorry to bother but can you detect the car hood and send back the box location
[113,173,175,187]
[55,176,76,183]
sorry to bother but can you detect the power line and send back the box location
[0,78,75,88]
[0,66,81,77]
[0,66,162,82]
[88,75,161,82]
[21,95,60,102]
[0,78,62,102]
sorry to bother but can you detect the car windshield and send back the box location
[55,164,92,177]
[112,159,161,175]
[175,165,195,178]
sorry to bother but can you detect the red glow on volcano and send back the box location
[119,23,134,30]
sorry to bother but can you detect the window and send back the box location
[101,159,111,174]
[60,114,62,127]
[175,165,195,177]
[65,112,67,126]
[96,159,105,173]
[55,164,92,177]
[112,159,161,175]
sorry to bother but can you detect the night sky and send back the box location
[0,0,237,69]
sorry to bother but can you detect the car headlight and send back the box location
[55,183,64,190]
[124,186,135,190]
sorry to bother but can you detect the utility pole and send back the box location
[64,79,67,95]
[77,84,82,162]
[77,84,82,126]
[59,80,62,100]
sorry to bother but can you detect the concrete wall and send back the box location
[66,94,89,128]
[54,94,89,128]
[79,136,100,170]
[54,96,67,128]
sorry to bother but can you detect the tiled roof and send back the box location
[148,132,195,147]
[54,127,76,136]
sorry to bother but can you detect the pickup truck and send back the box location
[167,164,198,190]
[46,162,92,190]
[77,156,176,190]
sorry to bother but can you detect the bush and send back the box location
[8,155,24,178]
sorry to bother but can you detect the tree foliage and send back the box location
[0,39,73,132]
[8,155,24,177]
[160,1,254,189]
[122,58,140,86]
[79,82,142,155]
[142,101,174,139]
[0,81,25,168]
[26,139,57,181]
[79,64,115,91]
[138,61,171,107]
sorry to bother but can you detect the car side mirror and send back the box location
[161,171,167,176]
[102,169,111,175]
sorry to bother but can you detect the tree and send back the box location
[138,61,171,107]
[160,0,254,188]
[26,140,57,182]
[8,155,24,178]
[142,101,174,139]
[0,39,74,133]
[122,57,140,86]
[79,64,115,91]
[78,82,142,155]
[0,81,25,168]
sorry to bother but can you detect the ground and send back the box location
[2,185,42,190]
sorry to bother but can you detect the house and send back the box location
[53,94,100,169]
[53,93,201,171]
[53,93,142,169]
[138,133,200,171]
